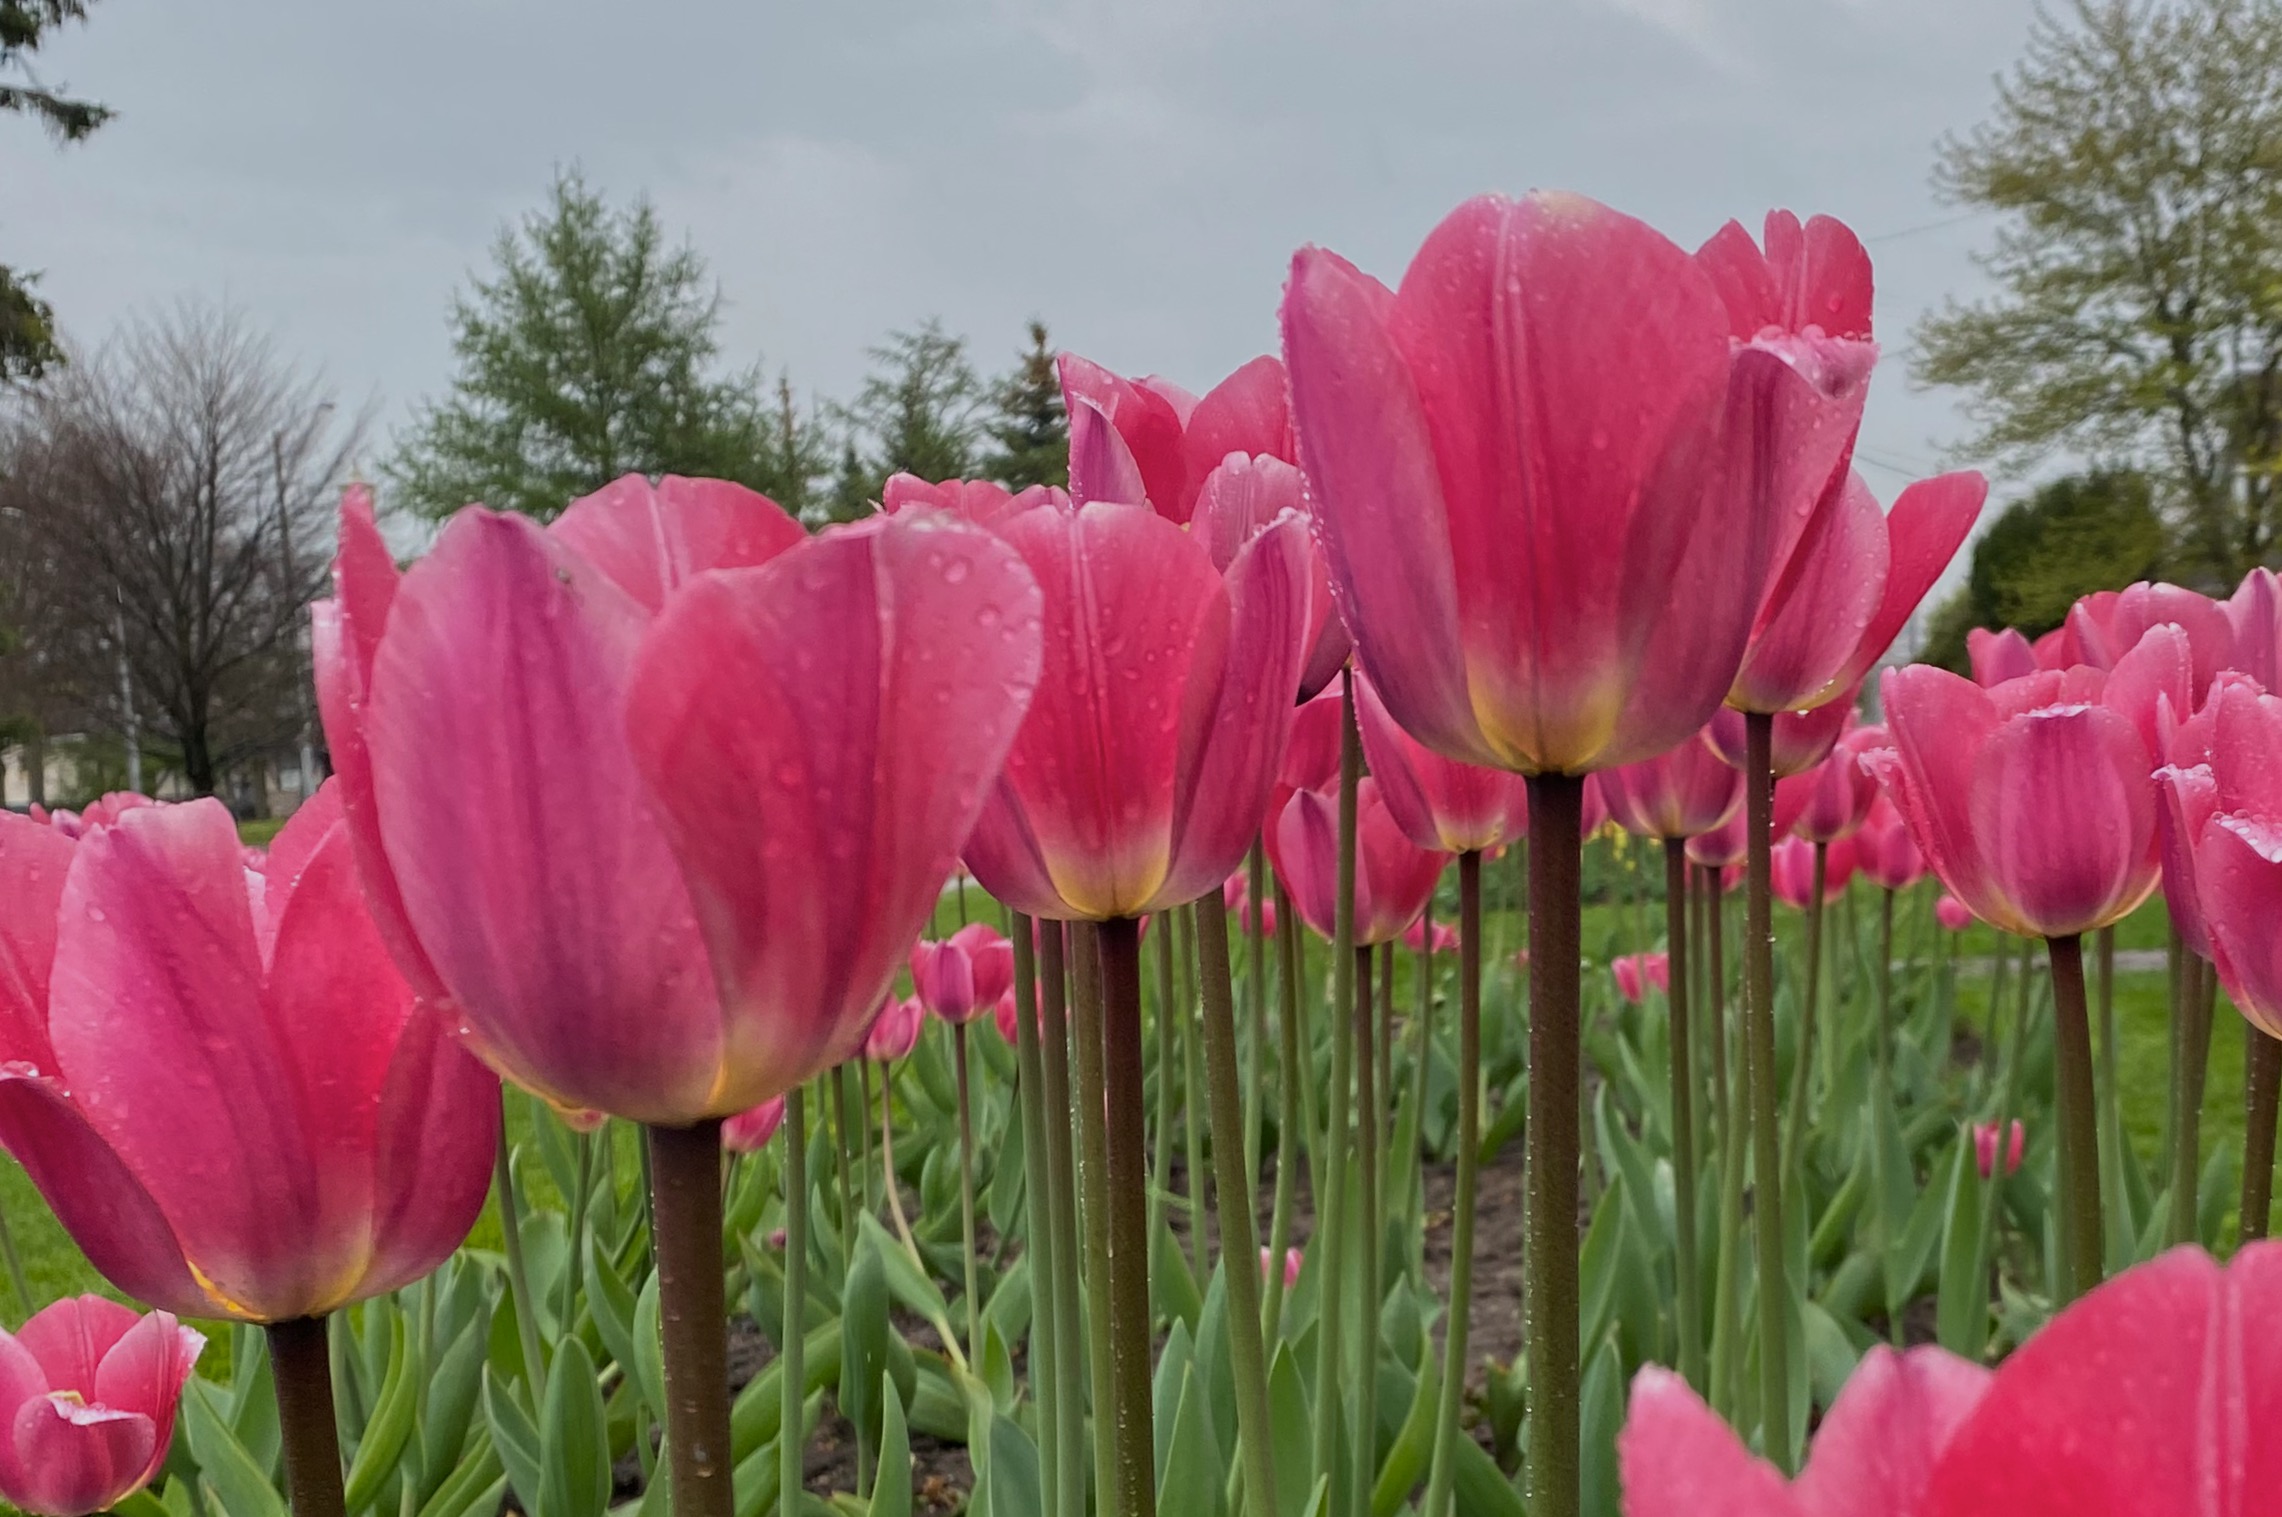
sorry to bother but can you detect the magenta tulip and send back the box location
[1191,451,1352,700]
[2067,581,2232,691]
[1268,779,1446,946]
[964,500,1308,921]
[2155,678,2282,1038]
[2225,565,2282,691]
[1598,727,1744,842]
[1793,725,1881,844]
[1973,1119,2025,1179]
[863,996,925,1065]
[1772,833,1856,909]
[0,789,498,1323]
[1223,874,1280,940]
[317,476,1043,1124]
[1966,627,2042,687]
[1282,191,1775,776]
[722,1097,787,1154]
[1353,670,1530,854]
[0,1297,201,1517]
[1935,894,1973,932]
[1862,627,2191,939]
[1704,696,1857,779]
[1062,353,1298,527]
[1855,796,1927,892]
[1611,952,1670,1003]
[1258,1246,1304,1290]
[1401,916,1458,955]
[881,473,1066,527]
[1685,775,1811,870]
[911,924,1014,1028]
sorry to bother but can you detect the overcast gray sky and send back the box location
[6,0,2041,506]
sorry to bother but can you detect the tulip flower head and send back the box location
[1353,670,1530,853]
[1612,952,1670,1003]
[1965,627,2048,687]
[0,788,499,1323]
[2067,581,2232,693]
[1935,894,1974,932]
[1791,724,1881,843]
[1771,833,1856,909]
[2225,565,2282,692]
[1191,451,1352,701]
[1259,1246,1304,1289]
[1224,875,1281,940]
[1598,726,1744,841]
[0,1297,202,1517]
[910,923,1015,1027]
[864,996,926,1065]
[881,473,1066,528]
[1269,778,1447,946]
[2155,678,2282,1039]
[1973,1119,2025,1179]
[1402,916,1459,955]
[315,477,1043,1124]
[722,1097,787,1154]
[1704,697,1859,780]
[1686,776,1810,871]
[1854,795,1927,891]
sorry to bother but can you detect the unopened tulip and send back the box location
[1935,894,1973,932]
[317,477,1043,1123]
[1402,917,1458,955]
[1771,833,1856,909]
[965,500,1308,921]
[991,991,1021,1047]
[1191,452,1351,700]
[1790,725,1880,843]
[1224,876,1280,940]
[0,1297,202,1517]
[911,924,1014,1027]
[1062,353,1298,526]
[1599,727,1744,841]
[1854,795,1926,892]
[1973,1120,2025,1179]
[1612,952,1670,1003]
[1258,1246,1304,1290]
[864,997,925,1065]
[0,790,498,1322]
[1354,670,1529,854]
[1269,779,1446,946]
[1686,777,1810,870]
[722,1097,786,1154]
[2225,565,2282,690]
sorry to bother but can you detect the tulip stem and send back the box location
[782,1088,809,1517]
[1181,908,1210,1280]
[1068,924,1122,1517]
[1247,839,1270,1203]
[858,1061,878,1217]
[1665,841,1704,1392]
[1009,913,1064,1513]
[831,1065,859,1248]
[1742,712,1793,1469]
[2168,952,2219,1247]
[1411,896,1436,1286]
[2046,936,2105,1304]
[1151,915,1178,1277]
[268,1316,347,1517]
[1196,900,1282,1517]
[1706,864,1747,1423]
[1038,921,1092,1517]
[1311,673,1362,1509]
[1782,843,1827,1169]
[1097,915,1158,1517]
[2243,1026,2282,1245]
[492,1102,548,1390]
[1423,850,1484,1517]
[1262,880,1303,1340]
[648,1119,734,1517]
[1353,940,1381,1512]
[1522,773,1584,1517]
[953,1022,983,1367]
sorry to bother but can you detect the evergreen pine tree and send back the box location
[981,320,1068,490]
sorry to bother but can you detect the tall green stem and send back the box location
[1664,841,1703,1391]
[781,1090,810,1517]
[1038,922,1091,1517]
[1181,908,1210,1280]
[648,1119,734,1517]
[1523,774,1584,1517]
[269,1316,346,1517]
[2168,952,2218,1247]
[2243,1025,2281,1245]
[492,1100,548,1389]
[0,1208,29,1318]
[1411,893,1437,1285]
[1311,672,1362,1503]
[1195,901,1282,1517]
[1097,916,1157,1517]
[1423,851,1483,1517]
[1152,914,1178,1276]
[1782,843,1827,1166]
[953,1023,983,1366]
[1009,915,1064,1515]
[1706,865,1747,1422]
[832,1065,858,1246]
[2046,935,2104,1304]
[1263,880,1304,1340]
[1742,712,1793,1470]
[1067,923,1121,1517]
[1352,941,1380,1513]
[1247,838,1270,1194]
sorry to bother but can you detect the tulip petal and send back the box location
[1067,396,1149,512]
[1184,355,1292,485]
[1871,666,2002,926]
[548,474,804,613]
[0,1070,205,1317]
[1971,704,2158,938]
[360,1008,499,1299]
[1735,471,1887,712]
[1967,627,2038,688]
[10,1395,155,1517]
[92,1310,199,1489]
[1267,786,1341,943]
[1823,471,1985,700]
[2098,623,2192,763]
[627,514,1043,1111]
[1792,1346,1991,1517]
[2199,815,2282,1038]
[1922,1245,2282,1517]
[1281,247,1483,766]
[1061,354,1191,520]
[1618,1366,1801,1517]
[2156,765,2219,960]
[17,1297,138,1400]
[0,813,73,1071]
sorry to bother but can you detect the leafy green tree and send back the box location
[1914,0,2282,585]
[981,320,1068,490]
[3,1,112,384]
[390,171,815,521]
[822,319,984,521]
[1918,470,2167,670]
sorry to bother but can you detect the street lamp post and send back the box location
[273,403,333,806]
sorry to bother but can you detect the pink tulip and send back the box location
[1966,627,2040,687]
[1269,778,1446,946]
[991,991,1021,1046]
[1704,696,1858,779]
[863,996,925,1065]
[1258,1246,1303,1289]
[1771,833,1856,909]
[2156,679,2282,1038]
[1062,353,1298,527]
[1863,626,2192,939]
[1790,724,1881,844]
[722,1097,786,1154]
[1620,1344,1991,1517]
[1598,726,1745,841]
[1353,670,1530,854]
[964,500,1308,921]
[0,788,498,1322]
[1191,452,1352,700]
[1611,952,1670,1003]
[0,1297,201,1517]
[316,477,1043,1124]
[881,473,1067,527]
[1855,796,1927,892]
[2066,582,2233,692]
[1935,894,1973,932]
[1223,875,1280,940]
[2224,565,2282,692]
[1401,916,1458,955]
[1281,191,1780,777]
[1973,1119,2025,1179]
[910,923,1014,1027]
[1686,776,1810,871]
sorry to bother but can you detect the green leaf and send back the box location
[421,1298,493,1493]
[539,1335,611,1517]
[982,1412,1043,1517]
[1152,1318,1196,1484]
[634,1269,669,1433]
[1267,1343,1314,1517]
[481,1365,544,1511]
[1579,1338,1624,1517]
[1368,1341,1439,1517]
[856,1212,955,1329]
[872,1371,914,1517]
[1449,1420,1527,1517]
[181,1379,291,1517]
[841,1230,892,1452]
[1577,1180,1628,1356]
[343,1313,419,1512]
[1160,1365,1227,1517]
[1935,1137,1990,1359]
[1801,1300,1863,1411]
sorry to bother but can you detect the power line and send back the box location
[1865,210,1989,244]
